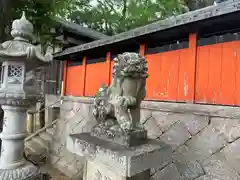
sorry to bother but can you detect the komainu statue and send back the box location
[92,52,148,146]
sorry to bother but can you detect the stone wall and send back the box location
[45,95,96,178]
[46,95,240,180]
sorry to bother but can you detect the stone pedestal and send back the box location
[0,105,41,179]
[67,133,171,180]
[84,161,150,180]
[0,105,27,169]
[0,163,40,180]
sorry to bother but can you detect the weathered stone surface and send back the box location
[46,95,240,180]
[67,133,171,177]
[173,145,204,180]
[211,117,240,142]
[202,154,240,180]
[47,100,95,178]
[91,53,149,147]
[66,116,85,134]
[186,124,227,161]
[195,175,211,180]
[55,157,84,178]
[160,121,191,151]
[44,94,61,125]
[85,161,150,180]
[0,162,40,180]
[140,109,152,124]
[49,154,61,165]
[174,159,204,180]
[151,111,179,132]
[151,163,183,180]
[91,126,148,147]
[179,114,209,135]
[85,160,122,180]
[150,140,172,173]
[143,117,162,139]
[141,100,240,119]
[51,142,67,158]
[58,95,240,119]
[220,138,240,173]
[173,145,189,155]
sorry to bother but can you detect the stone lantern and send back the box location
[0,12,52,179]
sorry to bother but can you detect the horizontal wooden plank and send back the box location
[145,41,189,54]
[86,57,106,64]
[197,32,240,46]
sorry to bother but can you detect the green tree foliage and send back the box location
[0,0,69,44]
[68,0,189,35]
[0,0,219,43]
[66,0,222,35]
[184,0,215,11]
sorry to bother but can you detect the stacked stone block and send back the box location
[46,95,240,180]
[143,111,240,180]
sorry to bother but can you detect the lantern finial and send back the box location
[21,11,26,19]
[10,11,34,41]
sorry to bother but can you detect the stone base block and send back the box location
[84,160,150,180]
[91,125,147,147]
[67,132,171,177]
[0,162,48,180]
[91,124,147,147]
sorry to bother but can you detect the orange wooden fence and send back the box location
[195,41,240,105]
[63,32,240,106]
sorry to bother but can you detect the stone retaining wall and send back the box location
[46,94,240,180]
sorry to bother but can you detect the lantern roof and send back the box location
[0,12,52,70]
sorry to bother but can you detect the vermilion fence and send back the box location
[63,32,240,106]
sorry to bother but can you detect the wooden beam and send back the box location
[82,56,87,96]
[106,52,111,86]
[62,61,67,96]
[140,44,145,56]
[189,33,197,103]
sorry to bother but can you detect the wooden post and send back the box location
[36,102,45,129]
[62,61,67,96]
[39,103,45,128]
[82,56,87,96]
[106,52,111,86]
[140,44,145,56]
[47,107,60,125]
[0,107,3,149]
[189,33,197,103]
[26,111,34,134]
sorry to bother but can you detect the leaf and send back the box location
[66,0,189,35]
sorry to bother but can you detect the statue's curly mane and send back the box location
[113,52,148,78]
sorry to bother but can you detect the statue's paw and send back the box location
[104,119,115,127]
[136,124,144,130]
[106,130,115,138]
[109,124,121,132]
[92,108,98,116]
[120,121,131,131]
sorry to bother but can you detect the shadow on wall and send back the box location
[0,107,3,150]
